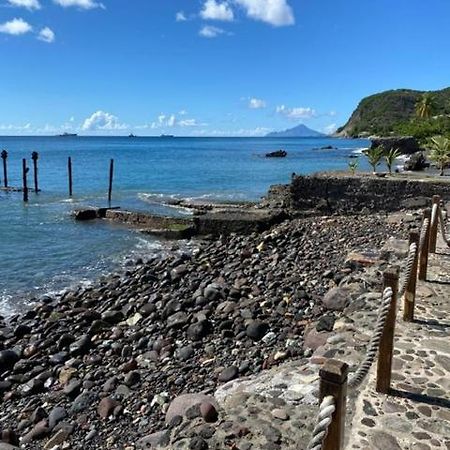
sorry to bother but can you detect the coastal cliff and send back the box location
[335,87,450,137]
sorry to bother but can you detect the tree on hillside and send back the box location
[428,135,450,176]
[416,93,435,119]
[363,146,384,174]
[384,148,401,174]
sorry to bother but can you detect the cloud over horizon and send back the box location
[276,105,316,120]
[82,111,126,131]
[199,25,228,38]
[248,97,267,109]
[38,26,55,43]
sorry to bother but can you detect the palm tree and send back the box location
[428,135,450,176]
[348,159,359,175]
[416,93,435,119]
[363,146,384,174]
[384,148,402,174]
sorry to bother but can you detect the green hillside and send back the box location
[336,87,450,139]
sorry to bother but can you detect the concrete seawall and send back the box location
[265,173,450,214]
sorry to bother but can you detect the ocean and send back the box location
[0,136,369,314]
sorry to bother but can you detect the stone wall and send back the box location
[268,174,450,214]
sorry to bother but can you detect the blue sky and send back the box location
[0,0,449,136]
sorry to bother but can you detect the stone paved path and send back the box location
[346,232,450,450]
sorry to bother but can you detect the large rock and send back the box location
[404,151,428,171]
[322,287,352,311]
[165,393,218,424]
[370,136,420,155]
[0,349,20,372]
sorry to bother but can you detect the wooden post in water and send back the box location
[31,151,39,193]
[68,157,73,197]
[1,150,7,188]
[403,230,419,322]
[419,208,432,281]
[376,266,399,394]
[108,158,114,204]
[429,195,440,253]
[22,159,29,202]
[319,359,349,450]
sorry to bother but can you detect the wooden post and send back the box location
[319,359,348,450]
[429,195,440,253]
[108,158,114,204]
[419,208,431,281]
[22,159,29,202]
[68,157,73,197]
[403,230,419,322]
[31,151,39,193]
[376,266,399,394]
[1,150,7,188]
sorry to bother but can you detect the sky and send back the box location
[0,0,449,137]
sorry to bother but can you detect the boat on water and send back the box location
[160,134,175,138]
[59,132,77,137]
[128,133,137,138]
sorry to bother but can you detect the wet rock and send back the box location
[0,349,20,371]
[69,335,91,356]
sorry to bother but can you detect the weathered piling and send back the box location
[403,230,419,322]
[22,159,29,202]
[319,359,349,450]
[1,150,7,188]
[108,158,114,204]
[68,157,73,197]
[376,267,399,394]
[31,151,39,193]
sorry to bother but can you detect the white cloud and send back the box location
[7,0,41,10]
[176,11,188,22]
[276,105,316,120]
[82,111,126,131]
[53,0,104,10]
[323,123,338,135]
[201,0,234,21]
[248,97,266,109]
[0,17,32,35]
[196,126,271,137]
[234,0,294,26]
[149,113,201,129]
[199,25,227,38]
[37,27,55,43]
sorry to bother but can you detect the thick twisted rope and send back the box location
[438,206,450,247]
[419,217,430,251]
[348,287,393,389]
[398,242,418,297]
[306,395,336,450]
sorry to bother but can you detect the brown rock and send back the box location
[97,397,120,419]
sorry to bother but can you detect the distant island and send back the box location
[336,87,450,138]
[266,124,324,138]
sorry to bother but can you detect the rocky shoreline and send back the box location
[0,212,414,449]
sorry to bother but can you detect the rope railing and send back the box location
[398,242,418,298]
[438,206,450,247]
[348,287,393,389]
[304,197,448,450]
[306,396,336,450]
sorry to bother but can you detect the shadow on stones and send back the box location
[426,278,450,286]
[390,388,450,409]
[413,318,450,329]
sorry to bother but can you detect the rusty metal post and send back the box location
[376,266,399,394]
[68,157,73,197]
[1,150,7,188]
[31,151,39,193]
[429,195,440,253]
[403,230,419,322]
[108,158,114,204]
[419,208,432,281]
[319,359,349,450]
[22,159,29,202]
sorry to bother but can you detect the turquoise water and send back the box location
[0,136,369,313]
